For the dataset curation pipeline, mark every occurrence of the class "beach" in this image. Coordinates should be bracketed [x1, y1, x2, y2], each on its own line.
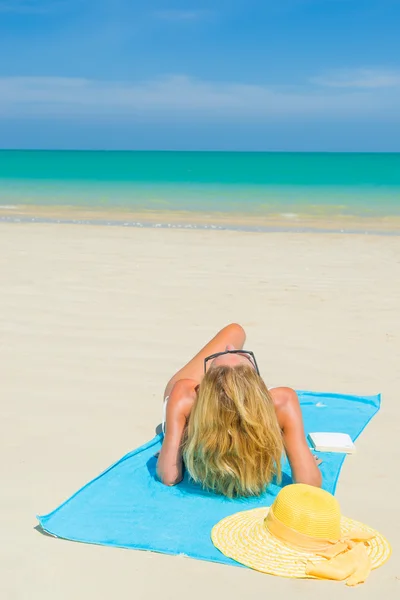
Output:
[1, 221, 400, 599]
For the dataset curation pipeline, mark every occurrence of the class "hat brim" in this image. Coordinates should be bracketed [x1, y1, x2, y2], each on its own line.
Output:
[211, 507, 391, 579]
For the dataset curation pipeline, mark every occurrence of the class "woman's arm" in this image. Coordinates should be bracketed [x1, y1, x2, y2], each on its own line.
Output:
[156, 379, 197, 486]
[270, 387, 322, 487]
[163, 323, 246, 400]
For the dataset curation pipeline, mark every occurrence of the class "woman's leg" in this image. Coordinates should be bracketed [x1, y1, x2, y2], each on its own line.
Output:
[163, 323, 246, 398]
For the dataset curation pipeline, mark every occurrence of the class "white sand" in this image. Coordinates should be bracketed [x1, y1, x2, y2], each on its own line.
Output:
[1, 223, 399, 599]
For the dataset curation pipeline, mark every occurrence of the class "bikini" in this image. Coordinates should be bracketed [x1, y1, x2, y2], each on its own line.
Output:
[162, 396, 169, 435]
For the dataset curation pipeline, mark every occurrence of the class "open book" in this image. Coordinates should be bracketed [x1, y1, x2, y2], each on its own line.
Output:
[308, 432, 356, 454]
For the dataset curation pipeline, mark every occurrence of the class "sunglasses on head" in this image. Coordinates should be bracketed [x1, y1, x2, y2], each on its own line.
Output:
[204, 350, 260, 375]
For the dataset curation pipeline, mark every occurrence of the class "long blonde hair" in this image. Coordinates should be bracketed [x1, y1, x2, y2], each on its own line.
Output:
[183, 364, 283, 498]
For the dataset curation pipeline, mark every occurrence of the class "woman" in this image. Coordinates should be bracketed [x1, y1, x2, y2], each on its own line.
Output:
[157, 323, 322, 497]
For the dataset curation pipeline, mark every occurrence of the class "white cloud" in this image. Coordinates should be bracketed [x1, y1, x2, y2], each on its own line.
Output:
[312, 68, 400, 89]
[152, 10, 210, 21]
[0, 74, 398, 120]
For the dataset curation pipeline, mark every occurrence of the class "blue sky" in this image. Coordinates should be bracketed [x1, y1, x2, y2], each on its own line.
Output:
[0, 0, 399, 150]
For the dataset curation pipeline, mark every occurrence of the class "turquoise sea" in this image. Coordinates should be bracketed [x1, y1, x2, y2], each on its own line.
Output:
[0, 150, 400, 218]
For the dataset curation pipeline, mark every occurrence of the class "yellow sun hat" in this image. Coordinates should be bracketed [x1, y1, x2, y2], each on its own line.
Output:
[211, 484, 391, 586]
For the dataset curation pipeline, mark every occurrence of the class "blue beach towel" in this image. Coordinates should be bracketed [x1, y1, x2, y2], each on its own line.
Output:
[37, 391, 380, 567]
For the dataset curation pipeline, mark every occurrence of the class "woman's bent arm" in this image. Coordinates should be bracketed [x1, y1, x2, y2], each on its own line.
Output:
[271, 387, 322, 488]
[156, 379, 197, 486]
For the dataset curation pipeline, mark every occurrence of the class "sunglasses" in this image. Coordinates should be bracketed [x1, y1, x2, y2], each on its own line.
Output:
[204, 350, 260, 375]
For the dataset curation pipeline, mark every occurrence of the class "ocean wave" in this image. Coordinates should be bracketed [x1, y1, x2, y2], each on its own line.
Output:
[0, 214, 399, 236]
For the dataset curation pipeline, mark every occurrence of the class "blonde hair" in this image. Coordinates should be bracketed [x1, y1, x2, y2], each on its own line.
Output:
[183, 364, 283, 498]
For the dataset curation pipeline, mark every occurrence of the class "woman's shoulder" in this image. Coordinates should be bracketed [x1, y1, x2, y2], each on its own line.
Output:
[167, 378, 198, 420]
[268, 387, 299, 428]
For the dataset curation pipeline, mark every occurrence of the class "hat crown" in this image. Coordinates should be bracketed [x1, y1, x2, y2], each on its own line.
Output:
[271, 484, 341, 540]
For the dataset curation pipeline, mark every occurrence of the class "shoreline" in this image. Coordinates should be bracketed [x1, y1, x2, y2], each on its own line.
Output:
[1, 205, 400, 235]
